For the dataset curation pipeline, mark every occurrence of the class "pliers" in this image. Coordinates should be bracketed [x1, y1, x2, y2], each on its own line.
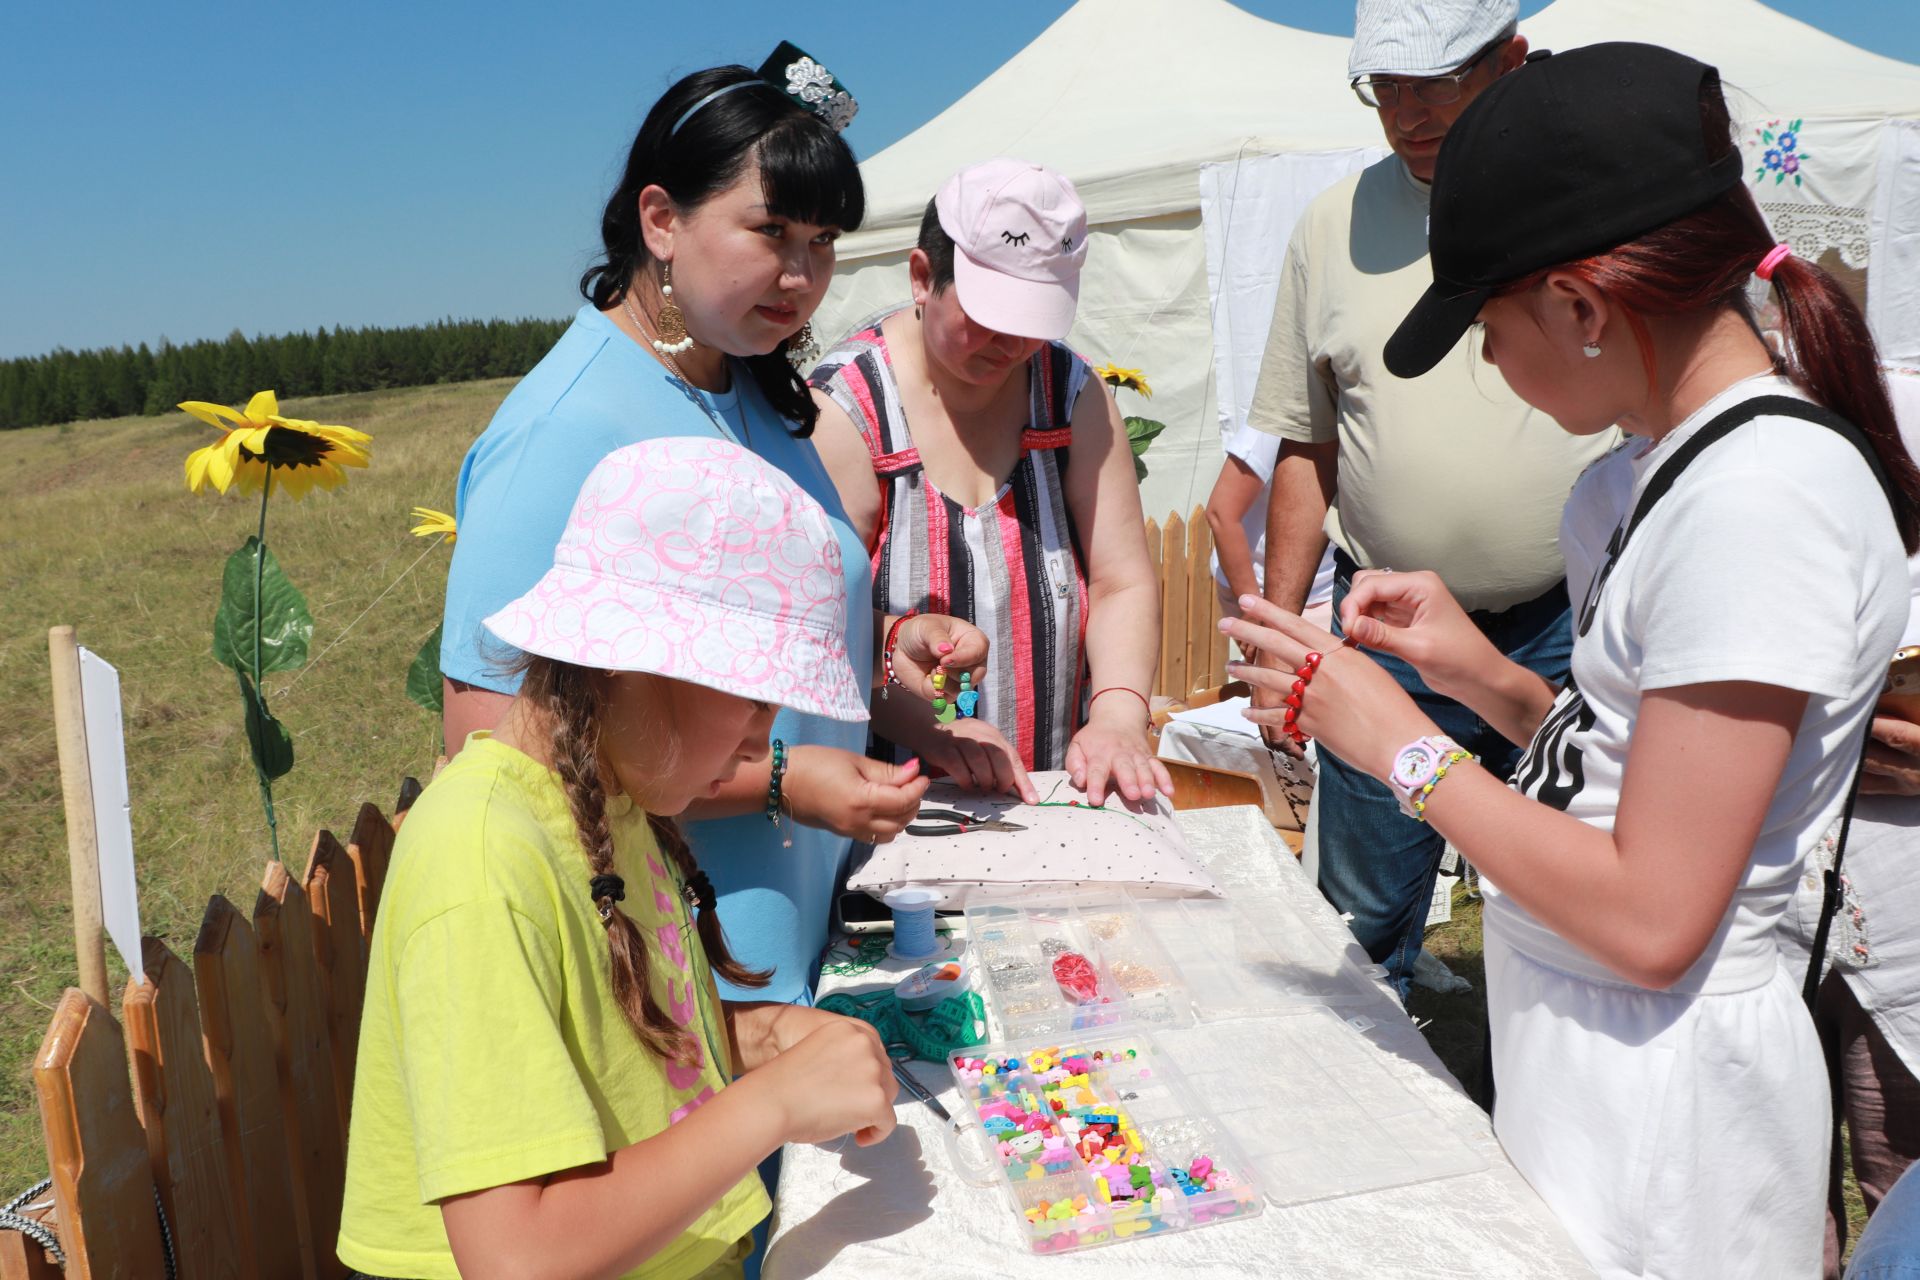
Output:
[906, 807, 1028, 837]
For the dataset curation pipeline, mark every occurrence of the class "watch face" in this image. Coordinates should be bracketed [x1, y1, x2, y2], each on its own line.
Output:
[1395, 746, 1436, 784]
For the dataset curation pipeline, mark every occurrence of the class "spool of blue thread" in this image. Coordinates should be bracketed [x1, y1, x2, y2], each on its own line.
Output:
[883, 887, 942, 959]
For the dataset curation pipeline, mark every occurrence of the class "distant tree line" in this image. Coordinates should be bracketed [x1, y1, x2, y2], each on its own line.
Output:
[0, 316, 570, 429]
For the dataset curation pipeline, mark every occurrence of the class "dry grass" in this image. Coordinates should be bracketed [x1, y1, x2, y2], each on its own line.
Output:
[0, 380, 513, 1191]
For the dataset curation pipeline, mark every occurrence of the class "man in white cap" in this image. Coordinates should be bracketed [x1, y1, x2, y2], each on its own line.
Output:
[1247, 0, 1616, 1005]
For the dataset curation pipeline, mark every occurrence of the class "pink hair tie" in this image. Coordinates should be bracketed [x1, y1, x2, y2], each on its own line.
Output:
[1756, 243, 1793, 281]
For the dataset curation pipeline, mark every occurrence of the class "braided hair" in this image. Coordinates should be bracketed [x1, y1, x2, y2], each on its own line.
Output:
[515, 655, 769, 1064]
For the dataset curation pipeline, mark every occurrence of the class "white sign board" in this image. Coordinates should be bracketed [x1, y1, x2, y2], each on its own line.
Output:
[77, 647, 143, 984]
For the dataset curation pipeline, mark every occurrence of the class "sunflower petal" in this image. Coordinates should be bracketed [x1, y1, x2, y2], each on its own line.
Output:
[178, 400, 245, 431]
[237, 425, 275, 455]
[244, 390, 280, 422]
[313, 422, 373, 445]
[185, 445, 214, 493]
[204, 440, 237, 492]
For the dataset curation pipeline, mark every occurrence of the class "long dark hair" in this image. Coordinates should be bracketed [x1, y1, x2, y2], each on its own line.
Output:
[1495, 77, 1920, 552]
[581, 66, 866, 437]
[515, 654, 768, 1064]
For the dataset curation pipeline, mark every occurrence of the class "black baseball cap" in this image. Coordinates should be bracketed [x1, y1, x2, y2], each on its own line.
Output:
[1384, 42, 1745, 379]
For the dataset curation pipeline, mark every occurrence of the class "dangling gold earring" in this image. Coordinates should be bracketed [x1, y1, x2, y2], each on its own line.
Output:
[652, 262, 694, 356]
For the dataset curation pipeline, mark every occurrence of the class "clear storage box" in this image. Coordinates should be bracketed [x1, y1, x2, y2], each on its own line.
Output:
[948, 1029, 1263, 1253]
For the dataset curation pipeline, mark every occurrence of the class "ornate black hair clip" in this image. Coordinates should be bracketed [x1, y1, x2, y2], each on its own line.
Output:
[671, 41, 858, 137]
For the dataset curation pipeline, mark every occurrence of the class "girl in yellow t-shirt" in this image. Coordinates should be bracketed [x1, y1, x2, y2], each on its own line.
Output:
[338, 438, 901, 1280]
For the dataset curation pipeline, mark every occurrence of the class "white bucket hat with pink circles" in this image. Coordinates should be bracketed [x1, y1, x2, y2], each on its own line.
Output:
[484, 437, 868, 722]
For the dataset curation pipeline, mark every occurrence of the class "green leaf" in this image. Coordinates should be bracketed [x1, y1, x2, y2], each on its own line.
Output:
[1124, 415, 1167, 458]
[237, 670, 294, 781]
[1791, 118, 1802, 132]
[212, 536, 312, 676]
[406, 624, 445, 715]
[1134, 455, 1149, 482]
[1761, 129, 1773, 142]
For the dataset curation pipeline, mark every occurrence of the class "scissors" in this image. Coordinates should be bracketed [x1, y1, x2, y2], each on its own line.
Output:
[890, 1056, 955, 1123]
[906, 807, 1028, 837]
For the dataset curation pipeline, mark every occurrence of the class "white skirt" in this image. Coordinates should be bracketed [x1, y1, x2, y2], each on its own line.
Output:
[1486, 930, 1828, 1279]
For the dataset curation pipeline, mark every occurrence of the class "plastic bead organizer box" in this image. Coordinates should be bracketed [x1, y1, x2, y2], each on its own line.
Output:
[936, 887, 1484, 1254]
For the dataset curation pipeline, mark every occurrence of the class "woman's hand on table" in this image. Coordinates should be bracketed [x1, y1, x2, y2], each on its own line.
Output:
[1065, 699, 1173, 806]
[785, 746, 929, 842]
[900, 717, 1038, 803]
[1862, 714, 1920, 795]
[1222, 596, 1438, 780]
[887, 613, 989, 698]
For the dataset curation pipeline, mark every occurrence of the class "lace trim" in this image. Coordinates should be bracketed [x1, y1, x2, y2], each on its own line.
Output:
[1757, 201, 1871, 269]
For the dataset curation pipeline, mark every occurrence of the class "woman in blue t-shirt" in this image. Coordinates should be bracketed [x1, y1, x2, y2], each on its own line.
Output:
[440, 50, 983, 1003]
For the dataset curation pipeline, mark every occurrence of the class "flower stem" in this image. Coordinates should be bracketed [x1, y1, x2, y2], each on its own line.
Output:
[254, 477, 280, 862]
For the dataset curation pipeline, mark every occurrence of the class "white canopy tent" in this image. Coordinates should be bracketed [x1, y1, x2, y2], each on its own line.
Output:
[812, 0, 1920, 518]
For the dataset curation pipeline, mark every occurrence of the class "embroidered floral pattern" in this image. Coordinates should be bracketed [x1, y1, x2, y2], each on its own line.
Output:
[1752, 118, 1812, 188]
[1804, 824, 1875, 969]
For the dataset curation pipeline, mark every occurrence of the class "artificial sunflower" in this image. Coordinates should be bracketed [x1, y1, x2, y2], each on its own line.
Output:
[410, 507, 457, 544]
[181, 390, 372, 499]
[1093, 363, 1153, 398]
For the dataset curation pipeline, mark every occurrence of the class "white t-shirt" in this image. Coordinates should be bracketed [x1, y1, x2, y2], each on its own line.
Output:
[1488, 375, 1908, 993]
[1207, 420, 1335, 607]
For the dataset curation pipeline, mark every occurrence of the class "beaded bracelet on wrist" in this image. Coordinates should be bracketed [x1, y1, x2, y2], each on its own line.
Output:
[881, 610, 917, 699]
[766, 739, 789, 846]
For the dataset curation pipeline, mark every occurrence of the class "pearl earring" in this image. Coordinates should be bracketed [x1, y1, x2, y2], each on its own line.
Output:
[1582, 342, 1602, 358]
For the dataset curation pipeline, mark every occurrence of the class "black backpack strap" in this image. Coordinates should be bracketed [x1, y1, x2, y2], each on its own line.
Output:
[1620, 394, 1895, 551]
[1594, 392, 1893, 1014]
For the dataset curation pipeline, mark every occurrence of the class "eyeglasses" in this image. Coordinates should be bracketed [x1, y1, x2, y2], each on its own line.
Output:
[1351, 40, 1505, 109]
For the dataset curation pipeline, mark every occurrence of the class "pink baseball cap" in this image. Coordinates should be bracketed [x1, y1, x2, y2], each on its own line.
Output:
[934, 159, 1089, 341]
[483, 437, 868, 723]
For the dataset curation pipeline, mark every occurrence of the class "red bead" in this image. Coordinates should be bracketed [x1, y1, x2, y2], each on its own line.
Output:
[1284, 693, 1301, 708]
[1291, 679, 1305, 694]
[1304, 651, 1322, 664]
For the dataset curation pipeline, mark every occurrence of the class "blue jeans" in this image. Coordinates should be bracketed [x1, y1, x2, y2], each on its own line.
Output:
[1315, 549, 1574, 1001]
[1851, 1159, 1920, 1277]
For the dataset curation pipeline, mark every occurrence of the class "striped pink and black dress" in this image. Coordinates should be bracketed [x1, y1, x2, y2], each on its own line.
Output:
[810, 313, 1092, 772]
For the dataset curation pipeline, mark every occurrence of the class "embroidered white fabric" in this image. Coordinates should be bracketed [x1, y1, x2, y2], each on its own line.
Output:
[766, 807, 1598, 1279]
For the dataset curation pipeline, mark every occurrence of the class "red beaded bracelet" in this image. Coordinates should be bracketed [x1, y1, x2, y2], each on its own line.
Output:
[881, 610, 917, 699]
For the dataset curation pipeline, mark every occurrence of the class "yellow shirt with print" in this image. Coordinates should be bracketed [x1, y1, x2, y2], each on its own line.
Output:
[338, 733, 768, 1279]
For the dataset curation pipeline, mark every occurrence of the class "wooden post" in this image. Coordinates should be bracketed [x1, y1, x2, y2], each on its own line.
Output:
[123, 941, 243, 1278]
[304, 831, 366, 1131]
[47, 627, 107, 1005]
[33, 989, 168, 1278]
[1185, 504, 1215, 696]
[344, 803, 393, 941]
[194, 896, 306, 1280]
[258, 863, 348, 1278]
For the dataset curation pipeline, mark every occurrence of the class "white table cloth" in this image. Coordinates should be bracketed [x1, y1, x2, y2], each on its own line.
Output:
[765, 807, 1594, 1279]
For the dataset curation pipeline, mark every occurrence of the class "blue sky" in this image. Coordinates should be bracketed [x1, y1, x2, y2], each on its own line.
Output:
[3, 0, 1915, 360]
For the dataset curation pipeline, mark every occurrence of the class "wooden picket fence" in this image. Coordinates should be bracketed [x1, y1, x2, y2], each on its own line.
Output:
[6, 803, 399, 1280]
[1147, 505, 1231, 702]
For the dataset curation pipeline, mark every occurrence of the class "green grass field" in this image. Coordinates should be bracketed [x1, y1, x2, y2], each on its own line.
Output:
[0, 379, 511, 1192]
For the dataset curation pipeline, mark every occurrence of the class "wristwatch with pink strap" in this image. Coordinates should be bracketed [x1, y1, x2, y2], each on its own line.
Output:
[1386, 734, 1468, 820]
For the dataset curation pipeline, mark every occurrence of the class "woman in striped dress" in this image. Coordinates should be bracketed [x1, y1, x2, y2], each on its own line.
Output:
[810, 160, 1170, 807]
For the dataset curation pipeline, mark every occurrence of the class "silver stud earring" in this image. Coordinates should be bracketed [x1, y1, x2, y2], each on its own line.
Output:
[1582, 342, 1603, 358]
